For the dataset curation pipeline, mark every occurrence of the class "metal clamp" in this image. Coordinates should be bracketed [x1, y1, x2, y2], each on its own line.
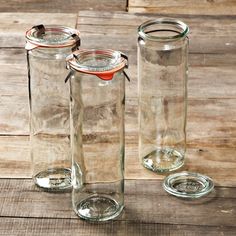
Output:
[120, 52, 130, 82]
[32, 24, 46, 37]
[71, 34, 81, 52]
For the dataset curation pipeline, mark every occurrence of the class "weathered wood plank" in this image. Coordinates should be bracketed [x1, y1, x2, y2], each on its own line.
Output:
[125, 142, 236, 187]
[0, 63, 29, 135]
[128, 0, 236, 15]
[1, 11, 236, 53]
[0, 136, 30, 178]
[0, 48, 235, 135]
[0, 179, 235, 227]
[78, 11, 236, 54]
[126, 96, 236, 145]
[0, 13, 77, 48]
[0, 0, 126, 13]
[2, 48, 236, 67]
[0, 217, 235, 236]
[126, 65, 236, 98]
[1, 136, 236, 187]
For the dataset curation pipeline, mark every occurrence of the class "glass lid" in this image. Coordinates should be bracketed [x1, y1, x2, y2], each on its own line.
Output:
[25, 25, 80, 48]
[163, 172, 214, 199]
[67, 49, 128, 80]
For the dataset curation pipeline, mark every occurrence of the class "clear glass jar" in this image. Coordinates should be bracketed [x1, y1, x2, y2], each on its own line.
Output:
[67, 49, 127, 221]
[138, 19, 189, 172]
[25, 25, 80, 190]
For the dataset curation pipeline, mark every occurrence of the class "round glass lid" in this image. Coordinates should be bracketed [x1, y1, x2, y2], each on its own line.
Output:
[25, 25, 80, 48]
[67, 49, 127, 73]
[163, 172, 214, 199]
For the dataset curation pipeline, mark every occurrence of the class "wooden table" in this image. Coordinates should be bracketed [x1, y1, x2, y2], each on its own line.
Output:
[0, 2, 236, 235]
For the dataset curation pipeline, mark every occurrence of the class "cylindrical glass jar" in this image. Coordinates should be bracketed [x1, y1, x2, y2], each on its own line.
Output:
[138, 19, 189, 172]
[25, 25, 80, 190]
[67, 49, 127, 221]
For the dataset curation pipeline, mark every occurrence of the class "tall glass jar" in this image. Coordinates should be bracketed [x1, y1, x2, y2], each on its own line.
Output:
[138, 19, 189, 172]
[67, 49, 127, 221]
[25, 25, 80, 190]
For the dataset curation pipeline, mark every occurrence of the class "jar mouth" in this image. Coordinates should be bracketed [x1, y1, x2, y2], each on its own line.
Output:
[138, 18, 189, 41]
[25, 25, 80, 48]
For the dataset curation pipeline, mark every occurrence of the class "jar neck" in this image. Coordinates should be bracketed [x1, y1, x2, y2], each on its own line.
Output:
[28, 46, 73, 59]
[138, 18, 189, 43]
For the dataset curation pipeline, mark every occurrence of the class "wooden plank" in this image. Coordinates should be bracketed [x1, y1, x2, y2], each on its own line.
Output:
[1, 11, 236, 52]
[0, 12, 235, 187]
[128, 0, 236, 15]
[0, 0, 126, 13]
[126, 142, 236, 187]
[78, 11, 236, 54]
[125, 65, 236, 98]
[1, 48, 236, 67]
[126, 96, 236, 145]
[0, 217, 235, 236]
[0, 179, 235, 227]
[1, 135, 236, 187]
[0, 64, 29, 135]
[187, 99, 236, 148]
[0, 13, 77, 47]
[0, 48, 236, 135]
[0, 136, 30, 178]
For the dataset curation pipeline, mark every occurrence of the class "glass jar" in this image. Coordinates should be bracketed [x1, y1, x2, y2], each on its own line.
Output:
[138, 19, 189, 172]
[25, 25, 80, 190]
[67, 49, 127, 221]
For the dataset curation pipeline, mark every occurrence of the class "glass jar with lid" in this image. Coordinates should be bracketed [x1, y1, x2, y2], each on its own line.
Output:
[67, 49, 128, 221]
[25, 24, 80, 191]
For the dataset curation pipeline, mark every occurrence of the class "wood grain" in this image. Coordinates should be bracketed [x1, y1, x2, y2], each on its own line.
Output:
[1, 55, 236, 135]
[0, 12, 235, 188]
[1, 135, 236, 187]
[128, 0, 236, 15]
[0, 217, 235, 236]
[0, 0, 126, 13]
[78, 11, 236, 54]
[0, 13, 77, 48]
[0, 179, 235, 227]
[0, 8, 235, 235]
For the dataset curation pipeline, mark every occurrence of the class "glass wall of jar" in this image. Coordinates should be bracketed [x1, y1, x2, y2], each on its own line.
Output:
[67, 49, 127, 221]
[25, 25, 80, 190]
[138, 19, 189, 172]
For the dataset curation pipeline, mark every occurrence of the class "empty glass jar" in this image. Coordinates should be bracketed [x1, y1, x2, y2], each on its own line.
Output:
[138, 18, 189, 172]
[25, 25, 80, 190]
[67, 49, 127, 221]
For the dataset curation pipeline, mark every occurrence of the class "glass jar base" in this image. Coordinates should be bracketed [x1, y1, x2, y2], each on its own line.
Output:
[74, 195, 123, 222]
[142, 148, 184, 173]
[33, 168, 71, 191]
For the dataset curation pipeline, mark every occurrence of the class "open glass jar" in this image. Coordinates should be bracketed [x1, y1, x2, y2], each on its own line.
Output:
[138, 19, 189, 173]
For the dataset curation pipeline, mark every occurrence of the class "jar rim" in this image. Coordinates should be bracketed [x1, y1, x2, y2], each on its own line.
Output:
[66, 49, 128, 80]
[138, 18, 189, 41]
[25, 25, 80, 48]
